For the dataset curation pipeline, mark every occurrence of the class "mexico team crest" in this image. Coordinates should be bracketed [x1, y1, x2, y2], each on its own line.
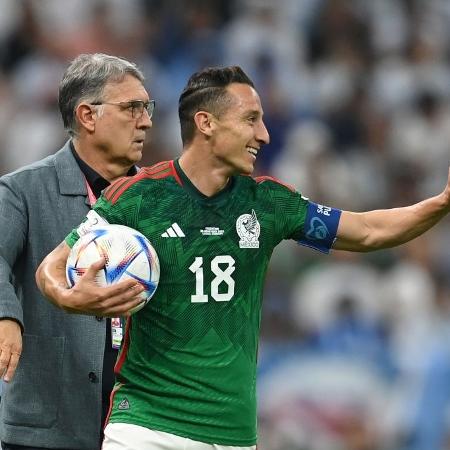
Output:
[236, 209, 260, 248]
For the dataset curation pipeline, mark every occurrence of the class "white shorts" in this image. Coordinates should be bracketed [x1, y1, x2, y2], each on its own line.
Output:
[102, 423, 257, 450]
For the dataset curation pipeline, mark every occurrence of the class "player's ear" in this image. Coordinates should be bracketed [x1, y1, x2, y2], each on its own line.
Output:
[76, 102, 98, 133]
[193, 111, 216, 138]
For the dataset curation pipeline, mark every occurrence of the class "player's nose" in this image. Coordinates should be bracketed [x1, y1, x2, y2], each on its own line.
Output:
[256, 120, 270, 145]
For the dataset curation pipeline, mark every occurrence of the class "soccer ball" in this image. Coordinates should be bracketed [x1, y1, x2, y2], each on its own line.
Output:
[66, 224, 160, 314]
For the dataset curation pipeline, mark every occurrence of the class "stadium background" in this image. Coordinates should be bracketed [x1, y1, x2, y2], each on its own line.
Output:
[1, 0, 450, 449]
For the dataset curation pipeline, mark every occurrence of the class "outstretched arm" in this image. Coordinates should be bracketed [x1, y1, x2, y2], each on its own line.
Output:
[36, 241, 145, 316]
[333, 168, 450, 252]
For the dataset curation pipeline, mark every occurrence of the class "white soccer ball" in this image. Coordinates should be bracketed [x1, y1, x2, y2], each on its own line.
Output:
[66, 224, 160, 314]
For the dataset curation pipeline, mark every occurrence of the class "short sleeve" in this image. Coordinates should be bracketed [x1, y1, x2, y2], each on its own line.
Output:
[64, 193, 128, 248]
[257, 177, 342, 254]
[255, 177, 309, 243]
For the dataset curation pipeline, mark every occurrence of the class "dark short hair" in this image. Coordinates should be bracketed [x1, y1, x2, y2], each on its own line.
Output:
[59, 53, 144, 137]
[178, 66, 254, 145]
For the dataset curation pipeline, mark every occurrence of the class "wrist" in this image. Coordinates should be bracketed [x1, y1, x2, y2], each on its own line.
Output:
[444, 192, 450, 213]
[437, 190, 450, 213]
[53, 282, 70, 309]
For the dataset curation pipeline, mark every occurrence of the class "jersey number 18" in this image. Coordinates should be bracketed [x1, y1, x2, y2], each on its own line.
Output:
[189, 256, 235, 303]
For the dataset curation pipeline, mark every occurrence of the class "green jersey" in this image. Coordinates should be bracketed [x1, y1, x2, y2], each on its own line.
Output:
[67, 160, 332, 445]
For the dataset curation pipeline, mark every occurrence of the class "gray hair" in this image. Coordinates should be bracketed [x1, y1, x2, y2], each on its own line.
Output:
[59, 53, 145, 136]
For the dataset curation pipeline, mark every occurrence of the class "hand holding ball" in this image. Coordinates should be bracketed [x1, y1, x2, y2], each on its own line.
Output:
[66, 225, 160, 314]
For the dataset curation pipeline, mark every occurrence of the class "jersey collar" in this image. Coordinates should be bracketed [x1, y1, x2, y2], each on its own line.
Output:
[173, 158, 236, 205]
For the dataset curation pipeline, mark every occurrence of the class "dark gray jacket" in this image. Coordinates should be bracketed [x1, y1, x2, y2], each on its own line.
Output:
[0, 141, 106, 449]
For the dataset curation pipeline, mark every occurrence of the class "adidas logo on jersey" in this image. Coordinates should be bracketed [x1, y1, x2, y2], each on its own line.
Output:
[161, 223, 185, 238]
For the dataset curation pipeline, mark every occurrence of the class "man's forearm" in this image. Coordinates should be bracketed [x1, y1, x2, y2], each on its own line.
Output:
[335, 190, 449, 252]
[35, 241, 70, 307]
[364, 192, 449, 249]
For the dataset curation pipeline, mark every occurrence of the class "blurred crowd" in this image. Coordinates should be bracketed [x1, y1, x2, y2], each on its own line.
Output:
[1, 0, 450, 449]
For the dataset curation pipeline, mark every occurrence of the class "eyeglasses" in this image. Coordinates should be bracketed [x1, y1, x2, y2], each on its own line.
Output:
[91, 99, 155, 119]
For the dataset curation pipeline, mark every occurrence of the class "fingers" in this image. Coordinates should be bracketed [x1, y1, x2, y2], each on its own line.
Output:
[0, 320, 22, 382]
[2, 351, 21, 382]
[106, 278, 143, 296]
[0, 348, 10, 379]
[68, 279, 145, 316]
[101, 298, 145, 318]
[95, 283, 145, 317]
[95, 279, 143, 305]
[0, 348, 21, 382]
[83, 257, 106, 279]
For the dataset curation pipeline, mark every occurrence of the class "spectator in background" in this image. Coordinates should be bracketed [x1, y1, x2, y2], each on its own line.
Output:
[0, 53, 152, 450]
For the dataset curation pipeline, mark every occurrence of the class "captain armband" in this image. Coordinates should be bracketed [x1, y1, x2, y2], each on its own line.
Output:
[76, 210, 109, 237]
[298, 202, 342, 254]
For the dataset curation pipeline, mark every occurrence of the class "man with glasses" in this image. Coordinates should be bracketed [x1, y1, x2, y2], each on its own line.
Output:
[37, 65, 450, 449]
[0, 53, 152, 450]
[90, 99, 155, 118]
